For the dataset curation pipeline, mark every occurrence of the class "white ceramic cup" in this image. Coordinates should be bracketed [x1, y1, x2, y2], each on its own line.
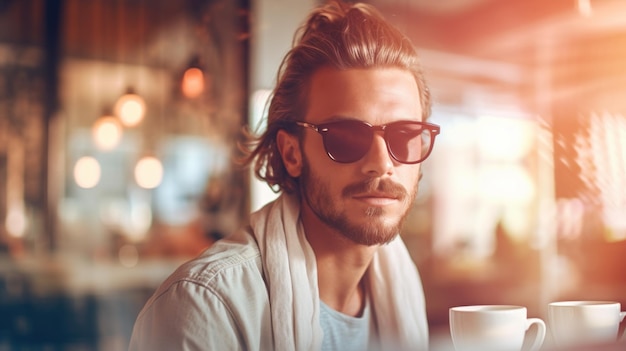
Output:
[548, 301, 626, 347]
[449, 305, 546, 351]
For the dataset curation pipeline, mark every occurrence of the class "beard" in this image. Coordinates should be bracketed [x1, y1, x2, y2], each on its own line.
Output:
[299, 155, 419, 246]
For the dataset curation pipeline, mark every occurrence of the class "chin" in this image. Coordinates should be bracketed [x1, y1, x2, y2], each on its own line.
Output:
[344, 218, 402, 246]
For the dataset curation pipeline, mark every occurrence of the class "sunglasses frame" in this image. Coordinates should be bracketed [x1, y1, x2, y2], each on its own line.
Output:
[295, 119, 440, 164]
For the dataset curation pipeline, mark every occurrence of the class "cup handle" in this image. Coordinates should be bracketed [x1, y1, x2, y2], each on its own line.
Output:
[524, 318, 546, 351]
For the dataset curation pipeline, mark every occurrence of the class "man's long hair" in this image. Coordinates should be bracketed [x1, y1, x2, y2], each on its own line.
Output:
[241, 1, 431, 194]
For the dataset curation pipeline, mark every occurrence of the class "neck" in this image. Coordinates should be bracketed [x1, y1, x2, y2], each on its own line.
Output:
[318, 258, 369, 317]
[300, 199, 377, 316]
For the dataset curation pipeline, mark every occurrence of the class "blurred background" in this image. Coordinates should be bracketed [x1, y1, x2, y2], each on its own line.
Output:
[0, 0, 625, 349]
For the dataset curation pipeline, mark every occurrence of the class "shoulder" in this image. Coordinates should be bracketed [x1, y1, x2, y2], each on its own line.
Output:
[149, 229, 265, 307]
[175, 231, 262, 282]
[130, 230, 272, 350]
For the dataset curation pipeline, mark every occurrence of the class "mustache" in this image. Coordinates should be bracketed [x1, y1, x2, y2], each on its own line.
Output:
[342, 178, 408, 200]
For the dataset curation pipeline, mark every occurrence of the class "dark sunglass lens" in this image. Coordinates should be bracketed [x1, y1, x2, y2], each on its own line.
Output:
[322, 121, 372, 163]
[386, 123, 427, 163]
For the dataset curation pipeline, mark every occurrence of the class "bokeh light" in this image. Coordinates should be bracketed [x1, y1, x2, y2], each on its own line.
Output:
[114, 92, 146, 127]
[92, 115, 123, 150]
[134, 156, 163, 189]
[74, 156, 101, 189]
[181, 67, 205, 98]
[5, 204, 27, 238]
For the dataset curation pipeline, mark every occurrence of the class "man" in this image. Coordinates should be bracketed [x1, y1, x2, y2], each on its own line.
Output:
[129, 1, 440, 350]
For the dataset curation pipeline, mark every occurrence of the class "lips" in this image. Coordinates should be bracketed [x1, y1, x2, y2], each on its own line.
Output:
[352, 192, 400, 207]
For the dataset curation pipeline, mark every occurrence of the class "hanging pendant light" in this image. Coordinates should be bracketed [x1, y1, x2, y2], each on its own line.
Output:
[92, 110, 123, 150]
[181, 55, 205, 99]
[115, 87, 146, 127]
[74, 156, 101, 189]
[134, 155, 163, 189]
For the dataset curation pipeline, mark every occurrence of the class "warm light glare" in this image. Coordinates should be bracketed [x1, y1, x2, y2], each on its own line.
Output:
[578, 0, 593, 17]
[578, 112, 626, 241]
[479, 165, 535, 204]
[134, 156, 163, 189]
[5, 204, 27, 238]
[74, 156, 101, 189]
[182, 67, 205, 98]
[477, 116, 534, 160]
[92, 116, 123, 150]
[115, 93, 146, 127]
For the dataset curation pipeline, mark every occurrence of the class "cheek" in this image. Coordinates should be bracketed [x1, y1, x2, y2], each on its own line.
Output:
[303, 139, 344, 176]
[398, 166, 422, 191]
[304, 153, 352, 194]
[303, 134, 327, 161]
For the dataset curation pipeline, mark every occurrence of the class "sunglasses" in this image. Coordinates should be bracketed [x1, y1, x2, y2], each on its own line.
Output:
[295, 119, 440, 164]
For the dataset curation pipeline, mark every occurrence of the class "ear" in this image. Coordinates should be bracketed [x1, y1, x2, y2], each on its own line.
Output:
[277, 129, 303, 177]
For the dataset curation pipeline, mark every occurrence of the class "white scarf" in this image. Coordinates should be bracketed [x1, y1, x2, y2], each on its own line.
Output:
[248, 193, 428, 351]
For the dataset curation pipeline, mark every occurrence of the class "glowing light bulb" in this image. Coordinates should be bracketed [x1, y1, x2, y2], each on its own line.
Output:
[92, 115, 123, 150]
[115, 91, 146, 127]
[134, 156, 163, 189]
[74, 156, 101, 189]
[182, 67, 205, 98]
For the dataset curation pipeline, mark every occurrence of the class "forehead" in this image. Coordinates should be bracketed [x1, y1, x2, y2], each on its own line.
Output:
[304, 67, 422, 123]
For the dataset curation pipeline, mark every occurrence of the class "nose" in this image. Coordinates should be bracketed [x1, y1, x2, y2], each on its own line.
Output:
[360, 133, 394, 176]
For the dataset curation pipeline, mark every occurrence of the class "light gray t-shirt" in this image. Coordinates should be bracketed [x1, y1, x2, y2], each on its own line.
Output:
[320, 296, 373, 351]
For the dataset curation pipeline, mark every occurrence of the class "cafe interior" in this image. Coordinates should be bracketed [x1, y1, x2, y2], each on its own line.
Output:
[1, 0, 625, 349]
